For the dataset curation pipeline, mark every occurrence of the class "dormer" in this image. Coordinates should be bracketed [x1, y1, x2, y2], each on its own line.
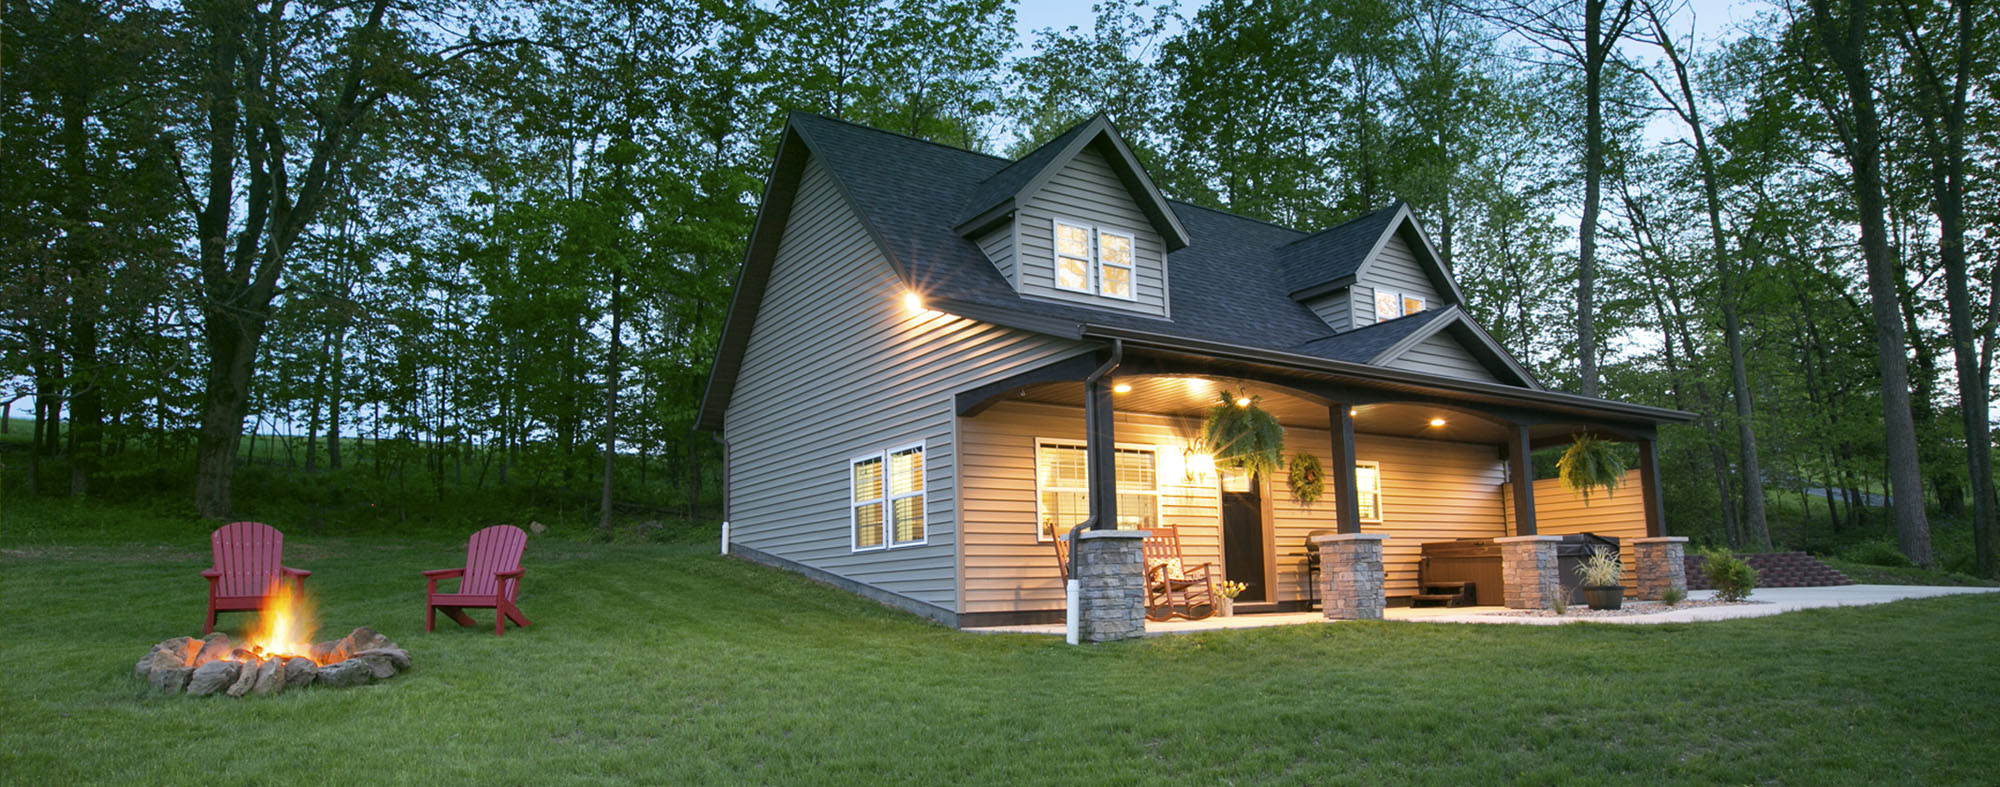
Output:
[956, 116, 1189, 319]
[1281, 202, 1465, 333]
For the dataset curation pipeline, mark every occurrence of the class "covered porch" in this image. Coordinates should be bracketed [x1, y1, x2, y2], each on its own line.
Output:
[953, 336, 1695, 639]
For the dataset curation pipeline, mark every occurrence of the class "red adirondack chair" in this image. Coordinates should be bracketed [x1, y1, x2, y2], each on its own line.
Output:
[423, 525, 531, 636]
[201, 522, 311, 634]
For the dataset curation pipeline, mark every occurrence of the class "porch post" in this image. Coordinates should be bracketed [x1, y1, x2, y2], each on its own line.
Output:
[1083, 373, 1117, 530]
[1329, 404, 1361, 535]
[1508, 425, 1537, 536]
[1637, 438, 1665, 538]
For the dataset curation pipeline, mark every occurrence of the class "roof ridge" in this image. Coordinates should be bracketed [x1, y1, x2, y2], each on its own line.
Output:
[790, 111, 1011, 163]
[1164, 199, 1308, 236]
[1279, 202, 1405, 250]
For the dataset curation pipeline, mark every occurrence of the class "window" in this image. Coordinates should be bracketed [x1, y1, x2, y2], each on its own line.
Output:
[1355, 461, 1383, 522]
[1035, 440, 1159, 541]
[1051, 219, 1138, 301]
[1098, 231, 1134, 299]
[1373, 289, 1427, 323]
[851, 443, 925, 551]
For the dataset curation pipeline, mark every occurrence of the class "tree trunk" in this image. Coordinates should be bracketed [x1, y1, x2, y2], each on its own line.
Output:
[1805, 0, 1933, 565]
[599, 271, 624, 538]
[194, 315, 262, 518]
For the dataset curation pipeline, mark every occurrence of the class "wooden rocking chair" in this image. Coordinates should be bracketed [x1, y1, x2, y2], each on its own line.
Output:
[1143, 526, 1218, 621]
[201, 522, 311, 634]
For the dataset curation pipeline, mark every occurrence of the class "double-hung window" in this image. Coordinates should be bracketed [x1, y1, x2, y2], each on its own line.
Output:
[1035, 440, 1158, 541]
[1373, 289, 1427, 322]
[851, 442, 925, 551]
[1052, 220, 1136, 301]
[1355, 461, 1383, 522]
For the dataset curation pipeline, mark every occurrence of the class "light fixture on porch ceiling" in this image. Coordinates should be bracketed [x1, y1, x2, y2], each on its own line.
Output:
[1112, 382, 1132, 394]
[1429, 417, 1447, 427]
[1234, 395, 1251, 407]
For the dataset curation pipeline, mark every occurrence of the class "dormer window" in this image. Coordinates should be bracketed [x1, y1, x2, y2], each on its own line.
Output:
[1375, 289, 1427, 322]
[1053, 219, 1136, 301]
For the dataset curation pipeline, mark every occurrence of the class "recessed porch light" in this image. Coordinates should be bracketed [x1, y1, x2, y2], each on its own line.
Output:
[1429, 417, 1447, 427]
[1112, 383, 1132, 394]
[1234, 396, 1252, 408]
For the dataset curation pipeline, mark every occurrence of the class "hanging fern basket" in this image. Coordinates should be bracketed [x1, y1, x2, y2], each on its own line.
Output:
[1288, 452, 1325, 506]
[1200, 392, 1285, 480]
[1557, 433, 1626, 505]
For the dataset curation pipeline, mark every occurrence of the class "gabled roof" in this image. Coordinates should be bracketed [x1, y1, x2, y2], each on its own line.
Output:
[697, 113, 1557, 431]
[1364, 306, 1542, 390]
[1281, 202, 1467, 306]
[952, 115, 1191, 251]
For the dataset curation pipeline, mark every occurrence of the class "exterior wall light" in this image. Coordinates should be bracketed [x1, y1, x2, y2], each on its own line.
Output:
[903, 291, 925, 313]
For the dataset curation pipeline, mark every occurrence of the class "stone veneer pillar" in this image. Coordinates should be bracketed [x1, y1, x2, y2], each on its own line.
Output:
[1072, 529, 1149, 642]
[1496, 535, 1562, 610]
[1632, 536, 1689, 600]
[1313, 533, 1388, 621]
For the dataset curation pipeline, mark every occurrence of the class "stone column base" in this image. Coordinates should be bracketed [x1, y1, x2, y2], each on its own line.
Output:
[1496, 535, 1562, 610]
[1633, 537, 1689, 600]
[1312, 533, 1387, 620]
[1072, 530, 1149, 642]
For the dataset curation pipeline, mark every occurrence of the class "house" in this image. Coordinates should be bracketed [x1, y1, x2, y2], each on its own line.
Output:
[697, 113, 1695, 635]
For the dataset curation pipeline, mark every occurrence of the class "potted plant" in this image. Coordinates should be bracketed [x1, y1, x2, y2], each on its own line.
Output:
[1213, 580, 1247, 616]
[1573, 545, 1624, 610]
[1556, 433, 1626, 504]
[1201, 392, 1284, 479]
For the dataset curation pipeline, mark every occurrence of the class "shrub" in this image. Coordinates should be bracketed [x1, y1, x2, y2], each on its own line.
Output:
[1842, 540, 1913, 568]
[1660, 586, 1687, 606]
[1702, 549, 1758, 602]
[1572, 545, 1622, 587]
[1547, 587, 1569, 615]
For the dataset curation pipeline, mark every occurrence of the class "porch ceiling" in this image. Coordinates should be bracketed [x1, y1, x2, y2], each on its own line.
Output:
[1013, 378, 1521, 443]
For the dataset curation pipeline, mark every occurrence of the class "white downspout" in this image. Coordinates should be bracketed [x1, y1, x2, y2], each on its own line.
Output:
[1065, 575, 1080, 645]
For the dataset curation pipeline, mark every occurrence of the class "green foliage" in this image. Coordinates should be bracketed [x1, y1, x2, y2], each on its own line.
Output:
[1701, 548, 1758, 602]
[1842, 540, 1913, 568]
[1200, 393, 1285, 479]
[1573, 546, 1623, 588]
[1547, 587, 1569, 615]
[1661, 586, 1687, 606]
[1287, 452, 1324, 506]
[1557, 433, 1625, 504]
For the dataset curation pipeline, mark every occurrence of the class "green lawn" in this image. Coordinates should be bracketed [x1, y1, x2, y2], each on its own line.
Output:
[5, 514, 2000, 784]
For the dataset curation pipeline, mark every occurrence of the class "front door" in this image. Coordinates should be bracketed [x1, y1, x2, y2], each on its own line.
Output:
[1220, 469, 1267, 602]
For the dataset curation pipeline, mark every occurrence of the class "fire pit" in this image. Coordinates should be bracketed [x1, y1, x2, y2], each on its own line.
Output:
[134, 580, 410, 697]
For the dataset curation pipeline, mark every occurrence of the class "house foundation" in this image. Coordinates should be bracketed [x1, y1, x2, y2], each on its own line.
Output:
[1497, 535, 1562, 609]
[1314, 533, 1387, 620]
[1073, 530, 1148, 642]
[1632, 536, 1689, 600]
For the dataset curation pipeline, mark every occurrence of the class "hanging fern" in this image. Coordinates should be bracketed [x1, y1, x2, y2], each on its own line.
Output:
[1557, 433, 1626, 505]
[1288, 452, 1325, 506]
[1200, 392, 1285, 479]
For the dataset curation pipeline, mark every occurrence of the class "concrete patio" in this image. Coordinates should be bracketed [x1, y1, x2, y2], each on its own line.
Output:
[966, 584, 2000, 636]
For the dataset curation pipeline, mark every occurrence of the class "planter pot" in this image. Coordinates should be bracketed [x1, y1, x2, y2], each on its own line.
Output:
[1582, 585, 1624, 611]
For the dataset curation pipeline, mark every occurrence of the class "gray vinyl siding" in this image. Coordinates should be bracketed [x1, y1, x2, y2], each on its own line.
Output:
[725, 156, 1090, 613]
[1352, 285, 1376, 325]
[1305, 291, 1354, 332]
[1358, 234, 1442, 309]
[977, 224, 1016, 288]
[1015, 148, 1168, 317]
[1381, 332, 1501, 383]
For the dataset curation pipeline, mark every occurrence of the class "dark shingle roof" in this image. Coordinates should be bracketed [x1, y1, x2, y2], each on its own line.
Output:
[793, 113, 1362, 355]
[953, 120, 1099, 229]
[1278, 203, 1402, 296]
[1287, 308, 1447, 363]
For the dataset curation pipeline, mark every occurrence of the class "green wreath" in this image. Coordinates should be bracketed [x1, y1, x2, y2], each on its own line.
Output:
[1288, 452, 1325, 506]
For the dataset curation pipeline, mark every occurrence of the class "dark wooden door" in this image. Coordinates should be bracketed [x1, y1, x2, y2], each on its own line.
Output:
[1221, 475, 1266, 602]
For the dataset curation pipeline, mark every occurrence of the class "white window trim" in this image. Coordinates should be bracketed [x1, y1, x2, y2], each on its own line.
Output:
[1356, 460, 1384, 523]
[1373, 289, 1429, 323]
[1053, 219, 1094, 294]
[1033, 438, 1160, 542]
[1096, 229, 1137, 302]
[849, 441, 928, 552]
[1049, 217, 1141, 302]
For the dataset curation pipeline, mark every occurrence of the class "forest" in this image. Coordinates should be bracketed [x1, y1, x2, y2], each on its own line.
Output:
[3, 0, 1995, 577]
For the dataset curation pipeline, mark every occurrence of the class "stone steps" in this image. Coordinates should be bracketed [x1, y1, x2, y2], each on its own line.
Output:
[1684, 551, 1853, 589]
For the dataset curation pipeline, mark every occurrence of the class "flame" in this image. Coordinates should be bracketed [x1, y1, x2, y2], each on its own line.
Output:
[244, 578, 320, 663]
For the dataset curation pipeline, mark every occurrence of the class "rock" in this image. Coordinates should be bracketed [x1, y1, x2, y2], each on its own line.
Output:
[351, 648, 411, 672]
[336, 627, 390, 657]
[528, 521, 547, 535]
[284, 656, 318, 689]
[352, 653, 400, 679]
[134, 637, 197, 679]
[226, 658, 264, 697]
[186, 661, 241, 697]
[251, 659, 285, 695]
[194, 634, 234, 665]
[149, 666, 193, 694]
[315, 659, 373, 688]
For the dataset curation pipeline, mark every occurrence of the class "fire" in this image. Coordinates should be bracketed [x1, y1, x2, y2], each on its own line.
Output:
[243, 578, 320, 663]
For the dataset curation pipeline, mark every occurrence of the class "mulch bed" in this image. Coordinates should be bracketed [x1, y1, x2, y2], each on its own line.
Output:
[1494, 599, 1765, 618]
